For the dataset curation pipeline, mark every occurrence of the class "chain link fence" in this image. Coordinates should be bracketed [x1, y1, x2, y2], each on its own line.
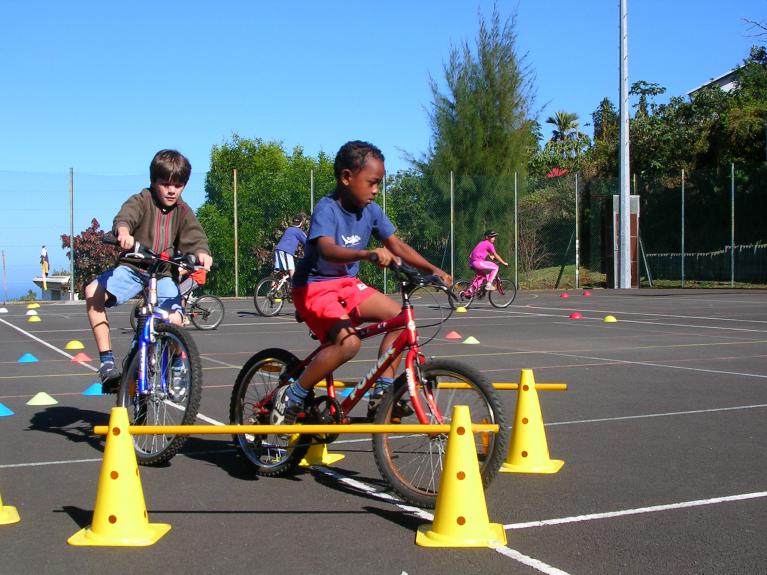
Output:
[4, 163, 765, 301]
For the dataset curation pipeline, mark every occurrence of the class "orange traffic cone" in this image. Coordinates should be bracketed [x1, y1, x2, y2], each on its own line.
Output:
[68, 407, 170, 546]
[416, 405, 506, 548]
[500, 369, 564, 474]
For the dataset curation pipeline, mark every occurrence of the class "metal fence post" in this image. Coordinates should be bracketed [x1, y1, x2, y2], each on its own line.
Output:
[514, 172, 518, 289]
[69, 168, 75, 300]
[450, 171, 454, 280]
[731, 162, 735, 286]
[233, 168, 239, 298]
[681, 169, 685, 288]
[383, 175, 387, 294]
[310, 169, 315, 213]
[575, 173, 580, 289]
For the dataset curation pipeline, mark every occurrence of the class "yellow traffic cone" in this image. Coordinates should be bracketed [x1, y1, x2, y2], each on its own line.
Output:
[0, 487, 20, 525]
[299, 442, 345, 467]
[500, 370, 564, 474]
[68, 407, 170, 546]
[416, 405, 506, 548]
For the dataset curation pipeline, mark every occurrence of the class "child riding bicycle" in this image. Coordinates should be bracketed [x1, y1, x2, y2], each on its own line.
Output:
[84, 149, 213, 393]
[468, 230, 508, 290]
[271, 140, 451, 425]
[273, 214, 307, 280]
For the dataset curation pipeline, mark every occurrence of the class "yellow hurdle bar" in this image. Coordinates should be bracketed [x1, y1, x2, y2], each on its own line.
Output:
[439, 382, 567, 391]
[317, 381, 567, 391]
[93, 423, 500, 436]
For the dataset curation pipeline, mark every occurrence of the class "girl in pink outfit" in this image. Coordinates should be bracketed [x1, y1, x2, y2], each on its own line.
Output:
[468, 230, 509, 289]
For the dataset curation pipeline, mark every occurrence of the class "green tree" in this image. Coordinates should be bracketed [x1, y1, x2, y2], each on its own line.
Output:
[198, 135, 334, 296]
[418, 3, 535, 274]
[60, 219, 120, 297]
[545, 111, 580, 142]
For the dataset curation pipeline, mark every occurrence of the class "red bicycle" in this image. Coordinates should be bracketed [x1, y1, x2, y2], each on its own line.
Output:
[229, 261, 507, 508]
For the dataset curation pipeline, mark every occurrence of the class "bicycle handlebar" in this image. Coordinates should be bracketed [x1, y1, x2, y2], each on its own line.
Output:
[368, 253, 455, 301]
[103, 234, 199, 272]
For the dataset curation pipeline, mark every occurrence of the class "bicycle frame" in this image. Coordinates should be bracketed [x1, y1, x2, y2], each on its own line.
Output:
[127, 274, 175, 399]
[271, 272, 290, 295]
[277, 291, 445, 425]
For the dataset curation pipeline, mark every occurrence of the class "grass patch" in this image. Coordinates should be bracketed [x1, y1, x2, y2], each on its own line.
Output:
[518, 265, 605, 290]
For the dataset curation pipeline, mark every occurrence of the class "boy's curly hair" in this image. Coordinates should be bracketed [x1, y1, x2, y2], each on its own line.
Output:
[333, 141, 384, 180]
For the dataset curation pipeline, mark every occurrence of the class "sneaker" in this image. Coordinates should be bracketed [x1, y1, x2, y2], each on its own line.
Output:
[366, 389, 386, 420]
[99, 361, 121, 394]
[367, 389, 414, 421]
[169, 363, 188, 401]
[182, 315, 191, 327]
[270, 385, 305, 426]
[485, 284, 497, 291]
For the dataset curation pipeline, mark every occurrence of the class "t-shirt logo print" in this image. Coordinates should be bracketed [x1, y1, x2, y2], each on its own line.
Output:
[341, 234, 361, 247]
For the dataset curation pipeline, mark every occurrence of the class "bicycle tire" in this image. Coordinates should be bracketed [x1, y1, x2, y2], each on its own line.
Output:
[189, 295, 225, 330]
[229, 348, 310, 476]
[372, 359, 507, 509]
[117, 322, 203, 466]
[254, 276, 286, 317]
[129, 301, 141, 332]
[408, 285, 450, 311]
[489, 278, 517, 308]
[449, 279, 475, 310]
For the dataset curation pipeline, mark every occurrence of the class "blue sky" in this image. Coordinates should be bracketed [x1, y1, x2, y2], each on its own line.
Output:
[1, 0, 762, 299]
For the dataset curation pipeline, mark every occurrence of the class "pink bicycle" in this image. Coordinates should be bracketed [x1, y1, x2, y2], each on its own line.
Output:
[451, 270, 517, 309]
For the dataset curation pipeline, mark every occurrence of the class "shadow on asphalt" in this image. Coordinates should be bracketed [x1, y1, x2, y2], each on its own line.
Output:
[57, 506, 93, 529]
[363, 505, 425, 531]
[27, 406, 108, 451]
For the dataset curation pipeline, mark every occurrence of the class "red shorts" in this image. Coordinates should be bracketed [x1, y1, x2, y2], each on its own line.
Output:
[293, 277, 377, 342]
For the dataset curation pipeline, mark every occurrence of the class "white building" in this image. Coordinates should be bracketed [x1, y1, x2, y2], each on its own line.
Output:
[687, 66, 742, 97]
[32, 275, 75, 301]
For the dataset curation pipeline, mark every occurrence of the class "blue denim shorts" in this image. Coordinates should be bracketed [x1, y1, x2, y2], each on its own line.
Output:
[97, 264, 182, 313]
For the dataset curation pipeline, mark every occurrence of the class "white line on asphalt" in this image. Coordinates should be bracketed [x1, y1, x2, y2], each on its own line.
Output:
[0, 458, 102, 468]
[520, 304, 767, 325]
[200, 355, 241, 368]
[548, 403, 767, 426]
[0, 317, 95, 370]
[544, 350, 767, 379]
[0, 316, 228, 425]
[504, 491, 767, 530]
[311, 467, 571, 575]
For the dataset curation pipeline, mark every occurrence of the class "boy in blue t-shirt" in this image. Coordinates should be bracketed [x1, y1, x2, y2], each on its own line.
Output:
[272, 140, 451, 425]
[273, 214, 306, 280]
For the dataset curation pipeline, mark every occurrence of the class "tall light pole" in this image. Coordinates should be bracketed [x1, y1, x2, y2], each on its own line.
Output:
[619, 0, 632, 288]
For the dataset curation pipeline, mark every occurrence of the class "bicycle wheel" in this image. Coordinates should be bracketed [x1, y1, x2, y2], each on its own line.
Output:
[489, 278, 517, 308]
[229, 348, 310, 476]
[372, 359, 507, 509]
[189, 295, 225, 330]
[117, 322, 203, 466]
[129, 301, 141, 332]
[409, 285, 450, 312]
[254, 277, 285, 317]
[449, 279, 475, 310]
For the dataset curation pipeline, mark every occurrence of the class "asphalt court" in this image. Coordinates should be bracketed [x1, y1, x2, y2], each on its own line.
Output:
[0, 289, 765, 574]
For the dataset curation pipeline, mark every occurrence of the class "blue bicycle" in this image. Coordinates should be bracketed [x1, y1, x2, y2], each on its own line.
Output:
[104, 237, 203, 465]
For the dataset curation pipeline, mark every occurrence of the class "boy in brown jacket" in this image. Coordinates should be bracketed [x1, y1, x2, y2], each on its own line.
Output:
[84, 149, 213, 392]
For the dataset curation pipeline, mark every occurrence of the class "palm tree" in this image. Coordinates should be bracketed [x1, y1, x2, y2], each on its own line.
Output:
[545, 111, 580, 142]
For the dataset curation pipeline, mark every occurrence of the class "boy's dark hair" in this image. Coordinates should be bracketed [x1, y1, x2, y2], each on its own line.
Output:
[150, 149, 192, 185]
[291, 214, 305, 226]
[333, 141, 385, 180]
